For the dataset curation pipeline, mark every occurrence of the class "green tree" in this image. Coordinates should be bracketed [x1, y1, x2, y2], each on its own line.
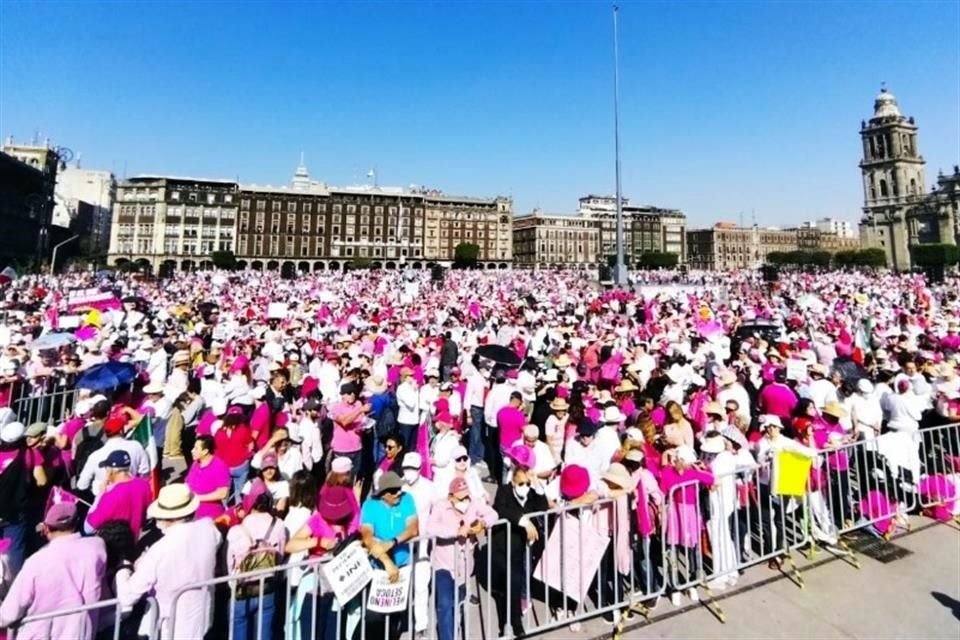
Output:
[637, 251, 678, 269]
[348, 256, 372, 270]
[210, 250, 237, 270]
[810, 251, 832, 267]
[766, 252, 788, 266]
[911, 243, 960, 267]
[833, 250, 857, 267]
[453, 242, 480, 269]
[854, 248, 887, 268]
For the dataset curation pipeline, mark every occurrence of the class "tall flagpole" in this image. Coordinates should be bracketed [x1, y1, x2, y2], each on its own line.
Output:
[613, 4, 627, 286]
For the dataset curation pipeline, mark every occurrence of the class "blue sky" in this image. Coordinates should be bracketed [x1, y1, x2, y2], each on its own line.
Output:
[1, 0, 958, 227]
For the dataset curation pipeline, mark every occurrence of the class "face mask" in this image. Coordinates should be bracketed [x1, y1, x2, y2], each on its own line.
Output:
[514, 485, 530, 499]
[454, 499, 470, 513]
[403, 470, 420, 485]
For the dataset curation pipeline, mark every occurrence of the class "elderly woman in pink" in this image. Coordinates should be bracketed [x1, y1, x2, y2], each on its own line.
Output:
[659, 445, 714, 607]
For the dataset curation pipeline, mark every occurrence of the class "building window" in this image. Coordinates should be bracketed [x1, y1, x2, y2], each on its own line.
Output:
[361, 205, 369, 215]
[224, 194, 233, 203]
[302, 217, 311, 233]
[375, 206, 383, 215]
[347, 204, 356, 214]
[333, 204, 342, 214]
[171, 192, 180, 201]
[256, 200, 266, 211]
[188, 193, 197, 202]
[287, 201, 296, 212]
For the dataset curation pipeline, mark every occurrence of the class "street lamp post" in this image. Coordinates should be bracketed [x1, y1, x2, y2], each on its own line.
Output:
[612, 4, 628, 286]
[50, 234, 80, 275]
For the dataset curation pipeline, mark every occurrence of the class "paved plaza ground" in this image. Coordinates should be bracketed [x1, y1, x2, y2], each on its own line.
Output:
[538, 520, 960, 640]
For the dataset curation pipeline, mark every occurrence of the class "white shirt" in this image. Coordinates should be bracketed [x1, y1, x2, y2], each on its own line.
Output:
[882, 392, 923, 432]
[431, 430, 461, 469]
[402, 476, 436, 560]
[119, 518, 222, 640]
[292, 415, 323, 471]
[223, 373, 253, 406]
[419, 385, 439, 422]
[849, 392, 883, 439]
[465, 372, 487, 408]
[146, 350, 168, 386]
[563, 438, 604, 489]
[397, 380, 420, 425]
[484, 382, 513, 427]
[808, 379, 839, 410]
[593, 426, 621, 475]
[77, 437, 151, 495]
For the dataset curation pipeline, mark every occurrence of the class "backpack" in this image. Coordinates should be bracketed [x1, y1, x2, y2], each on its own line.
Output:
[234, 518, 280, 599]
[73, 424, 104, 479]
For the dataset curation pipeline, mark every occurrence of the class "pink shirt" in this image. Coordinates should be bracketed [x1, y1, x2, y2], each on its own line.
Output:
[329, 400, 363, 453]
[86, 476, 153, 537]
[496, 405, 526, 451]
[0, 533, 106, 640]
[305, 511, 360, 556]
[812, 424, 849, 471]
[185, 456, 231, 519]
[426, 499, 499, 585]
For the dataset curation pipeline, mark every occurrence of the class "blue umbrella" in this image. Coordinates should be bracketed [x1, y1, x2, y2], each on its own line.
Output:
[76, 361, 139, 392]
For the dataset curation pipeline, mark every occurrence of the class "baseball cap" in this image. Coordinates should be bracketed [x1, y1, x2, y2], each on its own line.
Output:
[99, 449, 132, 469]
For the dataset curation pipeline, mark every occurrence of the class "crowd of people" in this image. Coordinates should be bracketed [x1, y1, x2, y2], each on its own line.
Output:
[0, 266, 959, 640]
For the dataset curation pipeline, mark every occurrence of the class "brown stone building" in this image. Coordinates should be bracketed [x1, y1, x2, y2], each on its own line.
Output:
[512, 211, 599, 267]
[686, 222, 860, 271]
[232, 160, 512, 273]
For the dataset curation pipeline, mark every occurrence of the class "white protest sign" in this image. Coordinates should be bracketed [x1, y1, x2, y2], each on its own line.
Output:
[785, 359, 808, 382]
[319, 541, 374, 606]
[365, 565, 412, 614]
[267, 302, 288, 319]
[533, 513, 610, 603]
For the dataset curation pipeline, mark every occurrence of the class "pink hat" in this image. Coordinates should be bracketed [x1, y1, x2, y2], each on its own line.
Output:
[448, 477, 470, 498]
[508, 444, 535, 470]
[229, 356, 249, 373]
[560, 465, 590, 500]
[260, 452, 278, 469]
[435, 410, 453, 425]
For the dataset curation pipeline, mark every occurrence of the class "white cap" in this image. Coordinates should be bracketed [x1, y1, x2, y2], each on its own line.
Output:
[760, 414, 783, 428]
[0, 421, 25, 444]
[401, 452, 422, 469]
[676, 446, 697, 464]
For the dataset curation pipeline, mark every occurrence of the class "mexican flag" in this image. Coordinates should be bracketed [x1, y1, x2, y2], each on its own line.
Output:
[129, 415, 161, 498]
[0, 266, 16, 287]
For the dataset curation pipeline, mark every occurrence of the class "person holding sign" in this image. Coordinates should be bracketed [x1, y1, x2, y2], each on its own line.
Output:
[360, 471, 419, 640]
[285, 484, 361, 640]
[427, 477, 499, 640]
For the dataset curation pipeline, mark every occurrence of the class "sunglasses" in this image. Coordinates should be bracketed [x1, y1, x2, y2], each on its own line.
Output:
[455, 456, 469, 463]
[514, 482, 530, 488]
[385, 444, 400, 451]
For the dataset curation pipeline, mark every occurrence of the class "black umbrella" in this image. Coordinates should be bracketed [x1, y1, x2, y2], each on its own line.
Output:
[476, 344, 522, 369]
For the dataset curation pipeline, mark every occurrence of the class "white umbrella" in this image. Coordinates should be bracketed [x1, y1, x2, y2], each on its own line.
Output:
[30, 332, 77, 351]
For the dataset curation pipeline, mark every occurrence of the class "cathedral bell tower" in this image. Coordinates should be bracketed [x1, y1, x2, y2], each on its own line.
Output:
[859, 86, 926, 270]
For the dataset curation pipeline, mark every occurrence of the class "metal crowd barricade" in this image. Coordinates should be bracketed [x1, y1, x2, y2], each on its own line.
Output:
[5, 596, 158, 640]
[815, 434, 918, 549]
[660, 461, 810, 623]
[918, 422, 960, 511]
[11, 384, 80, 426]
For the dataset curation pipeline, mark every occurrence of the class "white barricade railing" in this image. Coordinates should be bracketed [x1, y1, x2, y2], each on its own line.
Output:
[5, 596, 159, 640]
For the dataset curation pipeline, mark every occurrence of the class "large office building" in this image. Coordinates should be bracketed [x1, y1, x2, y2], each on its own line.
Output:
[512, 195, 687, 268]
[108, 160, 512, 273]
[858, 87, 960, 270]
[577, 195, 687, 264]
[512, 210, 599, 267]
[108, 176, 239, 274]
[686, 222, 860, 270]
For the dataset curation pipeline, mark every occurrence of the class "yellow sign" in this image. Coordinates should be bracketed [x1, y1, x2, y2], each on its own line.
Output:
[773, 450, 812, 496]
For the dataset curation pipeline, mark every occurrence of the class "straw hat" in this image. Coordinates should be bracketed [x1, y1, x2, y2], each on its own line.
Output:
[614, 379, 638, 393]
[602, 463, 633, 490]
[717, 370, 737, 386]
[147, 484, 200, 520]
[549, 397, 569, 411]
[553, 354, 573, 368]
[822, 401, 848, 419]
